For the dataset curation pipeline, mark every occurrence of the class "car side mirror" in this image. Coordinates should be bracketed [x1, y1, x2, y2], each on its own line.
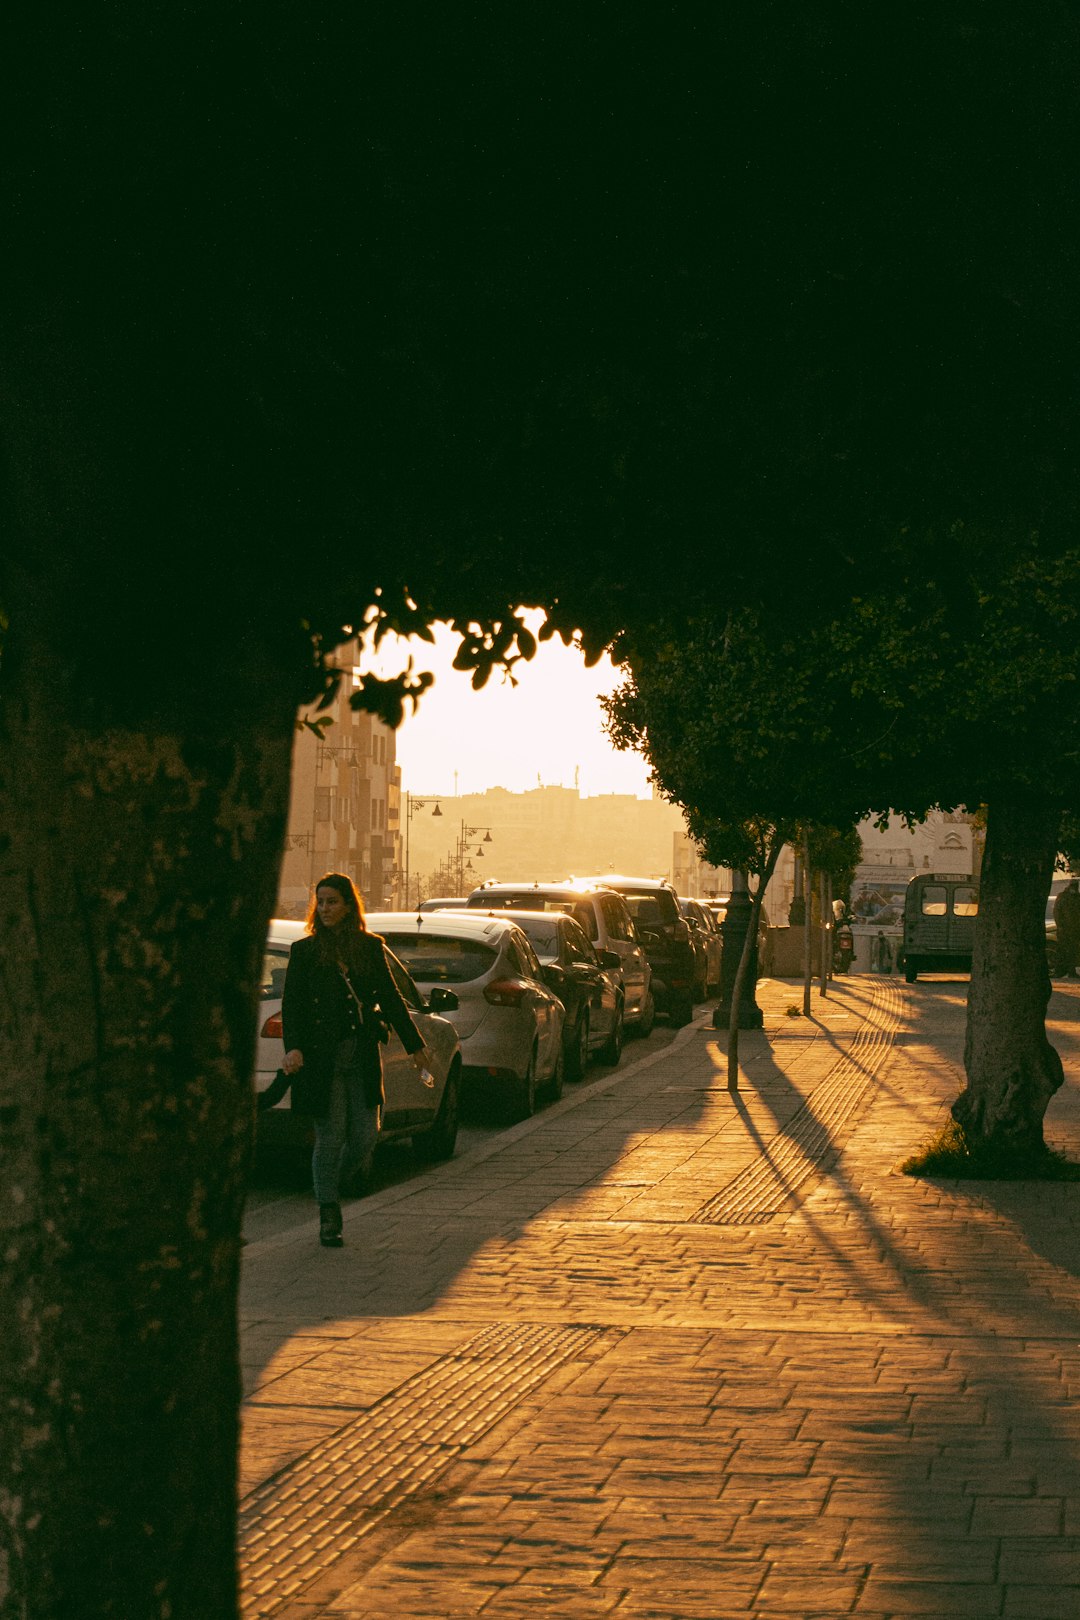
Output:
[427, 986, 459, 1012]
[599, 949, 621, 970]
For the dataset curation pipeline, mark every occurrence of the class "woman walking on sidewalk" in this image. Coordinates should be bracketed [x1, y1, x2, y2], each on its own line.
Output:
[280, 872, 430, 1246]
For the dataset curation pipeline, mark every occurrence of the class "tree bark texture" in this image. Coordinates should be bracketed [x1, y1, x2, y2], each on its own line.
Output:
[953, 801, 1063, 1156]
[0, 628, 296, 1618]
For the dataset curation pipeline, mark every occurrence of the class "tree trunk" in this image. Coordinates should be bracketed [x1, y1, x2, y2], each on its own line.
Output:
[802, 834, 813, 1017]
[727, 840, 782, 1091]
[0, 623, 296, 1617]
[952, 801, 1063, 1156]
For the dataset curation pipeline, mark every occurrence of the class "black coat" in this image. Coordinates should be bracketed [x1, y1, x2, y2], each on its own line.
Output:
[280, 930, 424, 1115]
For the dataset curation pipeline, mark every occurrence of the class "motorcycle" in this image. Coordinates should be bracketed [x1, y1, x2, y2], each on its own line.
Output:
[833, 920, 855, 974]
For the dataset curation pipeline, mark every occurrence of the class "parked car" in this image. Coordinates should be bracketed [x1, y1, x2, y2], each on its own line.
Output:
[364, 910, 565, 1120]
[574, 875, 697, 1026]
[256, 919, 463, 1163]
[470, 907, 625, 1076]
[679, 897, 722, 997]
[466, 881, 654, 1035]
[417, 896, 468, 912]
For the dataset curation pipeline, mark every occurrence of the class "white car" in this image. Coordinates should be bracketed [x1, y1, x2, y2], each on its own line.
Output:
[365, 910, 565, 1120]
[257, 919, 463, 1164]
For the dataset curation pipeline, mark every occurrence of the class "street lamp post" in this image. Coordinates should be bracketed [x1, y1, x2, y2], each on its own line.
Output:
[404, 793, 442, 910]
[454, 821, 493, 895]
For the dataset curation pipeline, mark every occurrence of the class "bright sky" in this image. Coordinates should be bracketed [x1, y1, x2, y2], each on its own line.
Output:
[360, 612, 654, 799]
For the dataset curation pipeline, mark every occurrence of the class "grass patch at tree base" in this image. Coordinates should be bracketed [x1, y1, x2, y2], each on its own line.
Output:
[901, 1120, 1080, 1181]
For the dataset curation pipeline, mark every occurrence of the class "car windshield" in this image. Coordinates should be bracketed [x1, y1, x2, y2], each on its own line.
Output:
[377, 932, 498, 984]
[513, 917, 561, 961]
[261, 946, 290, 1000]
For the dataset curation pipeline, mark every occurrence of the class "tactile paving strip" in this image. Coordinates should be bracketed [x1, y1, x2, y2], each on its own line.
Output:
[239, 1320, 608, 1617]
[689, 980, 904, 1225]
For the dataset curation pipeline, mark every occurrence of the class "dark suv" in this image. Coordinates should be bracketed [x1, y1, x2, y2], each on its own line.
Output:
[574, 875, 697, 1026]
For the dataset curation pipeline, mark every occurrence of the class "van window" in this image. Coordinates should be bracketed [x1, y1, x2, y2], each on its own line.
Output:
[953, 887, 979, 917]
[920, 887, 948, 916]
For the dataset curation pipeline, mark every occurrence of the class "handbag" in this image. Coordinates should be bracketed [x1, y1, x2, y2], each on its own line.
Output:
[257, 1068, 291, 1111]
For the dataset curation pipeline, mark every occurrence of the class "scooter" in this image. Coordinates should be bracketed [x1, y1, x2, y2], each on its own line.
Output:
[833, 920, 855, 974]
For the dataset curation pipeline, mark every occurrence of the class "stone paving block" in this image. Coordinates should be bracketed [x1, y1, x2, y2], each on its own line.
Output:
[725, 1442, 820, 1476]
[614, 1533, 764, 1561]
[997, 1534, 1080, 1582]
[720, 1477, 834, 1514]
[841, 1534, 997, 1581]
[1001, 1585, 1080, 1618]
[857, 1578, 1003, 1614]
[971, 1495, 1063, 1536]
[600, 1555, 767, 1599]
[479, 1586, 623, 1617]
[754, 1568, 865, 1612]
[603, 1462, 729, 1498]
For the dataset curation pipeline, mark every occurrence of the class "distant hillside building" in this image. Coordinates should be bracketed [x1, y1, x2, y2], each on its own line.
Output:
[405, 783, 685, 901]
[276, 644, 402, 918]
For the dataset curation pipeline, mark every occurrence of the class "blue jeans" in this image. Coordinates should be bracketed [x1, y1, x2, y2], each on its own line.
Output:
[311, 1042, 381, 1203]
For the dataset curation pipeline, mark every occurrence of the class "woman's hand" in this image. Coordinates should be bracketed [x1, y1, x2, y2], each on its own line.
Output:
[410, 1047, 432, 1074]
[283, 1049, 304, 1076]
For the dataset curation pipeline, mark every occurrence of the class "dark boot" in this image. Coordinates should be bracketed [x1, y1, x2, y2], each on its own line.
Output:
[319, 1202, 343, 1247]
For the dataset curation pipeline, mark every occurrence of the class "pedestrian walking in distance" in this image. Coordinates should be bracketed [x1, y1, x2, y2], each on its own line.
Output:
[1054, 878, 1080, 979]
[280, 871, 430, 1246]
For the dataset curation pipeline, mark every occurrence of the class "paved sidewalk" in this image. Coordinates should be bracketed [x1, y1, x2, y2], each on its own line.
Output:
[238, 975, 1080, 1619]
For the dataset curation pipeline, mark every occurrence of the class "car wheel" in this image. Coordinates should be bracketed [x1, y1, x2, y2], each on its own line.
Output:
[599, 1004, 624, 1065]
[633, 991, 656, 1039]
[904, 962, 919, 983]
[566, 1010, 589, 1081]
[413, 1063, 460, 1162]
[509, 1047, 538, 1123]
[669, 992, 694, 1028]
[547, 1043, 565, 1102]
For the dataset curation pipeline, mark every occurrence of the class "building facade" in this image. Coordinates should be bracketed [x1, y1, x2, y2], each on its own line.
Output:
[276, 647, 402, 918]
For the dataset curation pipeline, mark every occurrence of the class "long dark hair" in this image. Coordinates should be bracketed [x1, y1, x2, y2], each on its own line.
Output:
[306, 871, 367, 968]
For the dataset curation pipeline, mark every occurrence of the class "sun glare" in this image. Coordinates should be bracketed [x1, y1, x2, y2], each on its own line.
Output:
[359, 612, 652, 799]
